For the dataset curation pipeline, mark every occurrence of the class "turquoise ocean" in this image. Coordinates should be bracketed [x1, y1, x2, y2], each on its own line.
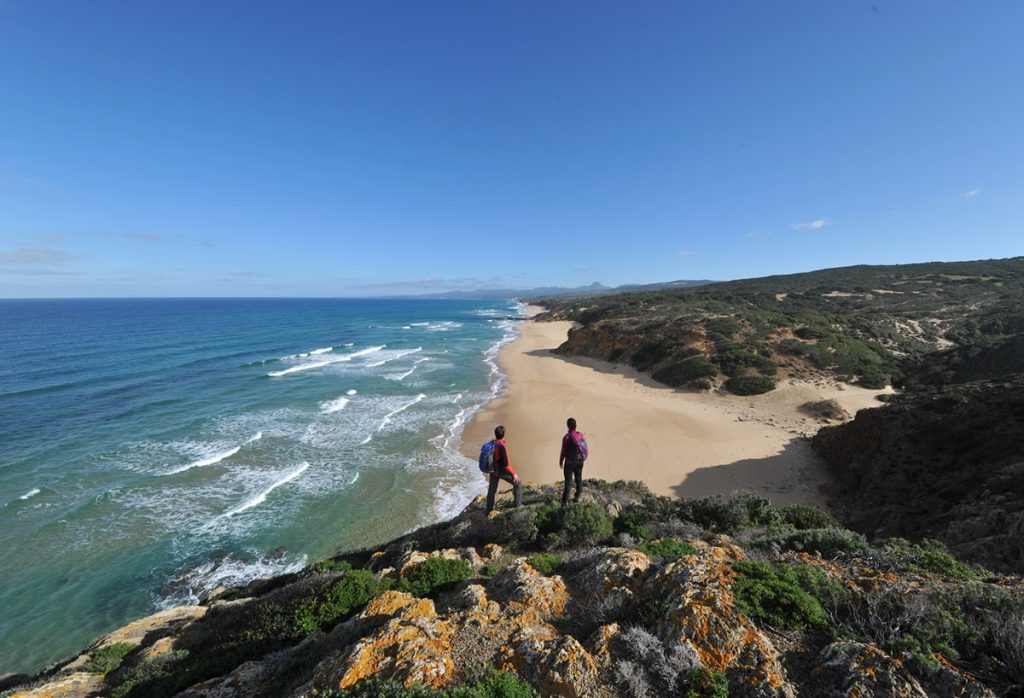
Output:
[0, 298, 524, 673]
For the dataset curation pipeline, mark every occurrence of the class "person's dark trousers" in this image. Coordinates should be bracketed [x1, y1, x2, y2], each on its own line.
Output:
[486, 470, 522, 513]
[561, 463, 584, 506]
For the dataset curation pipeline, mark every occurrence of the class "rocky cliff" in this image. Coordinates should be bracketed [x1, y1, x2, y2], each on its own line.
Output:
[4, 482, 1022, 697]
[812, 375, 1024, 574]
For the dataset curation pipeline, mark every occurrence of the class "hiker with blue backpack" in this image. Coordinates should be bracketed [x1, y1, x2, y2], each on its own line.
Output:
[559, 417, 589, 507]
[480, 425, 521, 515]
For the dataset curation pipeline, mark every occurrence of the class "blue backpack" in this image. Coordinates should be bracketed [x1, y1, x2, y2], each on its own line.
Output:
[479, 440, 497, 473]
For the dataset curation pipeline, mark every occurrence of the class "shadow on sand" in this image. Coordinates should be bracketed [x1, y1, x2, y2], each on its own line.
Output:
[670, 438, 829, 506]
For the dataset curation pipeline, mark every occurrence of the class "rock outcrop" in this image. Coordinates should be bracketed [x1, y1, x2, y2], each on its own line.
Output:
[5, 482, 1020, 697]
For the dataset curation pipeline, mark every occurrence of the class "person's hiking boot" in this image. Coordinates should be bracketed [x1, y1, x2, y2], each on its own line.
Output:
[487, 510, 500, 520]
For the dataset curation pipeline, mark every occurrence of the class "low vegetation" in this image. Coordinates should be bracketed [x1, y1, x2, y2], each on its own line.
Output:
[15, 482, 1024, 697]
[83, 642, 134, 674]
[541, 256, 1024, 393]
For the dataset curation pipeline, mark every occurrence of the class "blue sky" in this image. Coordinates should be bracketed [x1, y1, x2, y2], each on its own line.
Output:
[1, 1, 1021, 297]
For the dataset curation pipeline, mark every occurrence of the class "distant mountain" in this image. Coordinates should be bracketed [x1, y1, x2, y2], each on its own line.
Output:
[416, 279, 715, 300]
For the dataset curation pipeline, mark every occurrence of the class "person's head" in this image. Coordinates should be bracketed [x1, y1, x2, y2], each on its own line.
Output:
[494, 425, 505, 440]
[566, 417, 576, 431]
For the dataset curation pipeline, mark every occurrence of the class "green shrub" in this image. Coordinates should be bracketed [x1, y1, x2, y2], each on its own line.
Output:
[878, 539, 983, 579]
[310, 559, 353, 574]
[315, 669, 538, 697]
[559, 502, 613, 545]
[533, 504, 564, 542]
[705, 317, 742, 337]
[723, 375, 775, 395]
[685, 493, 776, 533]
[778, 504, 839, 530]
[652, 357, 719, 387]
[780, 527, 870, 557]
[526, 554, 561, 576]
[110, 650, 189, 698]
[492, 507, 540, 548]
[639, 538, 696, 561]
[453, 669, 539, 697]
[615, 509, 653, 541]
[732, 560, 832, 630]
[398, 557, 473, 597]
[84, 642, 134, 674]
[858, 366, 889, 389]
[293, 569, 390, 634]
[795, 325, 832, 340]
[778, 338, 809, 356]
[685, 667, 729, 698]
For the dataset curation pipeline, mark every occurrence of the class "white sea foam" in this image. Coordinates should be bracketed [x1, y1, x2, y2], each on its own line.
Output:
[365, 347, 423, 368]
[158, 552, 308, 607]
[387, 366, 417, 381]
[377, 394, 427, 432]
[346, 389, 358, 395]
[425, 321, 463, 332]
[410, 322, 430, 326]
[19, 488, 41, 500]
[220, 461, 309, 518]
[320, 396, 350, 414]
[267, 345, 385, 377]
[165, 432, 262, 475]
[282, 346, 333, 360]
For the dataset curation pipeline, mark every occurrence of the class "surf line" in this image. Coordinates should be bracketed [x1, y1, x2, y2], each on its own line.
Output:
[220, 461, 310, 518]
[361, 394, 427, 445]
[267, 345, 385, 377]
[165, 432, 263, 475]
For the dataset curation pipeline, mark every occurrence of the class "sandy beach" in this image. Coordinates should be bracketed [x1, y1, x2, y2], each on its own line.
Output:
[461, 309, 890, 504]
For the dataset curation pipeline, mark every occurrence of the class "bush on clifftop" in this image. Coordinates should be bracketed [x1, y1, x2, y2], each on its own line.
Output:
[723, 374, 776, 395]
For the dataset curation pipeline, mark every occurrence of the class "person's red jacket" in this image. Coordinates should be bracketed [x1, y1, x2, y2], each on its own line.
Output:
[492, 438, 517, 478]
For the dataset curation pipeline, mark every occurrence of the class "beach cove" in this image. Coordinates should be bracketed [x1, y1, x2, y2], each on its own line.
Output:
[462, 307, 888, 504]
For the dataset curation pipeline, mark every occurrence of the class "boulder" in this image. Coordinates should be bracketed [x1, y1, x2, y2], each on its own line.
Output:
[310, 591, 454, 690]
[650, 544, 795, 697]
[810, 642, 927, 697]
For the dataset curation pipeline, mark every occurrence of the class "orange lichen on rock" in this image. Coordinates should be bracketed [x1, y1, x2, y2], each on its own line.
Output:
[316, 592, 455, 690]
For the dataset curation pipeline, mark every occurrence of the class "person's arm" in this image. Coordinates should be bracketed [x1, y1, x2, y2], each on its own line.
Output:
[559, 434, 568, 467]
[498, 443, 519, 482]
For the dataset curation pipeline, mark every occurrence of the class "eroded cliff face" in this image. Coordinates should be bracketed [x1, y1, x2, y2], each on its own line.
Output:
[813, 375, 1024, 573]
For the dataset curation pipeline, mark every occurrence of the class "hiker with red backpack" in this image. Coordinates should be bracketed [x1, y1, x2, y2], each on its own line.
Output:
[559, 417, 589, 508]
[481, 425, 521, 515]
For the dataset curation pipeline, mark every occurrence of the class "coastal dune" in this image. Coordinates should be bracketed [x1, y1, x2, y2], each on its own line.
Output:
[462, 310, 888, 504]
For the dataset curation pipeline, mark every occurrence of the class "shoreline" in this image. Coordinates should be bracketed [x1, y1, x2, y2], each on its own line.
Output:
[460, 308, 889, 504]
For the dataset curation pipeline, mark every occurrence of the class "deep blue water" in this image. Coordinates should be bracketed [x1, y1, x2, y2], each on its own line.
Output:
[0, 297, 522, 673]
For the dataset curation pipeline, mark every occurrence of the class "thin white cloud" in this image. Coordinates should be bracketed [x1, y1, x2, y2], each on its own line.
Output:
[0, 246, 75, 265]
[676, 250, 702, 257]
[790, 218, 830, 231]
[347, 277, 505, 291]
[964, 188, 982, 199]
[126, 231, 161, 241]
